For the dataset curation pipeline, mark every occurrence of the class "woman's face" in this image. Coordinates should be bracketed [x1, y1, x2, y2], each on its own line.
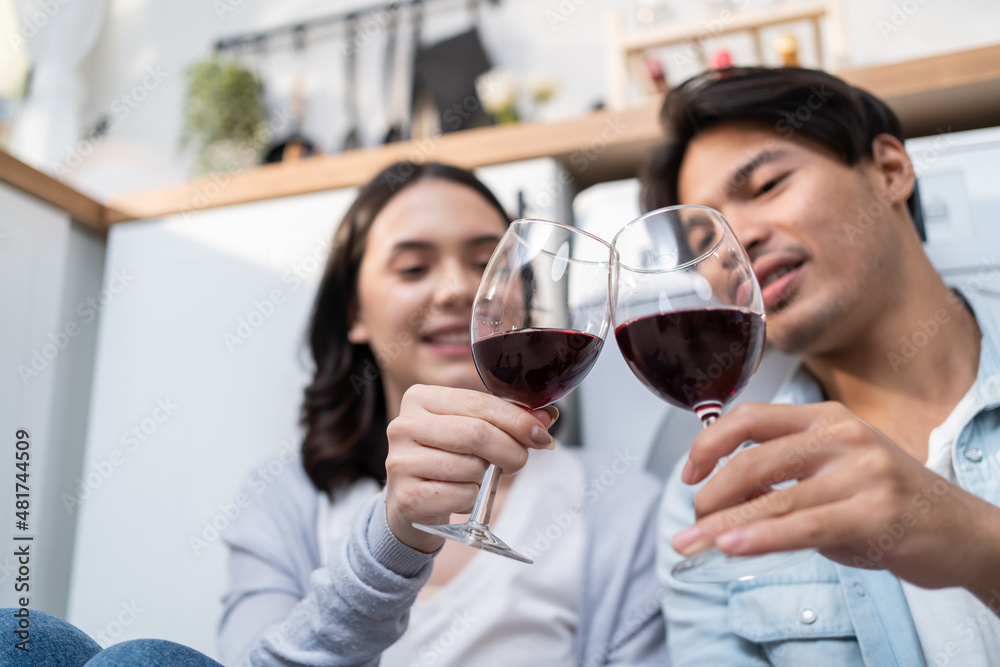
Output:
[348, 179, 508, 413]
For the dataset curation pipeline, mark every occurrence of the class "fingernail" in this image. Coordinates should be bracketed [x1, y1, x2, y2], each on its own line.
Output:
[531, 425, 554, 448]
[717, 530, 743, 553]
[681, 459, 695, 484]
[672, 526, 700, 553]
[542, 404, 560, 428]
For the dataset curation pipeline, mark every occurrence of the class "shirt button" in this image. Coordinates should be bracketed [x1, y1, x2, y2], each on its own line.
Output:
[853, 583, 866, 597]
[798, 607, 817, 624]
[965, 447, 984, 463]
[988, 378, 1000, 400]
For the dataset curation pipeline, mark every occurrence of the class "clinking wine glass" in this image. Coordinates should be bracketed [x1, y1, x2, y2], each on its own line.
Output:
[412, 219, 615, 563]
[611, 205, 811, 582]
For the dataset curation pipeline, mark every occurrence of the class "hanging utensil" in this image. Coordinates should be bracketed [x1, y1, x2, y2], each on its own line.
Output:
[264, 25, 319, 163]
[381, 6, 403, 144]
[402, 0, 424, 141]
[341, 14, 362, 152]
[411, 1, 494, 135]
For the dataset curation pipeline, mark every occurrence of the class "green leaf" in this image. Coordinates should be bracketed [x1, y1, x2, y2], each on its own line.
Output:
[180, 55, 266, 175]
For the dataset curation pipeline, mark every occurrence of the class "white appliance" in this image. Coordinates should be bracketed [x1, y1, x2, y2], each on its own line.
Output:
[906, 126, 1000, 284]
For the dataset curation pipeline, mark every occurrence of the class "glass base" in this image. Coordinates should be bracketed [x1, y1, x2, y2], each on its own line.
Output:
[412, 521, 534, 564]
[672, 547, 814, 583]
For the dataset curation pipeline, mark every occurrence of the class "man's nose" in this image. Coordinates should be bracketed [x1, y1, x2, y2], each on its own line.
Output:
[724, 208, 772, 259]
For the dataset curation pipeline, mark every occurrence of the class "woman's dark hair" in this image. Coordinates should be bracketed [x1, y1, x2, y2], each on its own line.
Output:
[300, 161, 510, 495]
[640, 67, 920, 223]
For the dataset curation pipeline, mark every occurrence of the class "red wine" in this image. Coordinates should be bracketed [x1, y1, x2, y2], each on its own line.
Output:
[615, 308, 764, 413]
[473, 328, 603, 409]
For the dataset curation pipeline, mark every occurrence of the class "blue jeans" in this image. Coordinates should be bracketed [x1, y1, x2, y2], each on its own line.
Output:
[1, 609, 222, 666]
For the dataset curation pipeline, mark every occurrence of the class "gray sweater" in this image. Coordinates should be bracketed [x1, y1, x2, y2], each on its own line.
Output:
[218, 450, 667, 666]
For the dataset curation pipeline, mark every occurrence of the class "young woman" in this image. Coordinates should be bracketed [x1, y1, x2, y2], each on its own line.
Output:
[217, 162, 665, 666]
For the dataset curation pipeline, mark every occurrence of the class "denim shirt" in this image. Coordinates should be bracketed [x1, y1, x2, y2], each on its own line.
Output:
[657, 288, 1000, 666]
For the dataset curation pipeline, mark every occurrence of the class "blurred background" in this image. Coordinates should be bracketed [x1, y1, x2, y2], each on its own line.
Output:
[1, 0, 998, 194]
[1, 0, 999, 660]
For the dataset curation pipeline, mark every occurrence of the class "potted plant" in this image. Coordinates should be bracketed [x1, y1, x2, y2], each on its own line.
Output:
[180, 55, 265, 175]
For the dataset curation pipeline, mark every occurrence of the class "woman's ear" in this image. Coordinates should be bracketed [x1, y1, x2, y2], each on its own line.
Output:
[870, 133, 916, 206]
[346, 301, 370, 344]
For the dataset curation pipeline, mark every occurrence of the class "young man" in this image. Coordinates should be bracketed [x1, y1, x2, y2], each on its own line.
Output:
[645, 67, 1000, 665]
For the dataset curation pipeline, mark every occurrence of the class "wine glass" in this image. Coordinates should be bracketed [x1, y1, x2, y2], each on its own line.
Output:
[611, 205, 811, 582]
[412, 219, 615, 563]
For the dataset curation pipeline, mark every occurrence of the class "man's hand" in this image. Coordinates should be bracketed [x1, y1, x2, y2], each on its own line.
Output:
[671, 401, 1000, 607]
[384, 385, 555, 553]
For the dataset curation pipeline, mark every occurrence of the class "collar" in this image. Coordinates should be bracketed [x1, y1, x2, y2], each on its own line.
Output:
[960, 288, 1000, 410]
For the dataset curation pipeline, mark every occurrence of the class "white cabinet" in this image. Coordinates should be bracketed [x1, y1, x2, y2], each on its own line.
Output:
[66, 188, 355, 655]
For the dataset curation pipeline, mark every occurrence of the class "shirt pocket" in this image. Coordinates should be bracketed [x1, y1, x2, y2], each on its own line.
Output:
[729, 582, 866, 666]
[729, 581, 856, 642]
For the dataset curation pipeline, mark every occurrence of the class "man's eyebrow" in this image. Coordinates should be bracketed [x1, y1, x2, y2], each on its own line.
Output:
[466, 234, 502, 247]
[726, 149, 787, 194]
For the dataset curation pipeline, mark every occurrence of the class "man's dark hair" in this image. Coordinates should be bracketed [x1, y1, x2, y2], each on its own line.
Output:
[641, 67, 921, 227]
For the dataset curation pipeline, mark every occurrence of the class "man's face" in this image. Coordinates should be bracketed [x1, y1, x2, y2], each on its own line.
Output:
[676, 121, 903, 355]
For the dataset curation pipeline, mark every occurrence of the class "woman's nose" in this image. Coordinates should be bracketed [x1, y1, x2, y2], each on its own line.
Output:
[432, 263, 477, 308]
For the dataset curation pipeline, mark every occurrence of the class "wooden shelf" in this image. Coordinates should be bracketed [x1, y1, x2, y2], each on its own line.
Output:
[838, 44, 1000, 138]
[623, 2, 830, 53]
[0, 150, 119, 233]
[11, 43, 994, 225]
[605, 1, 848, 108]
[106, 102, 662, 224]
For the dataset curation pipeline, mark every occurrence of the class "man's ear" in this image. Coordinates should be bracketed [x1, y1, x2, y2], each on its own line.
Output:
[870, 133, 916, 206]
[346, 301, 370, 345]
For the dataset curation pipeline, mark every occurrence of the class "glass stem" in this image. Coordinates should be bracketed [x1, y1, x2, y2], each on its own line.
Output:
[701, 414, 732, 472]
[470, 464, 501, 526]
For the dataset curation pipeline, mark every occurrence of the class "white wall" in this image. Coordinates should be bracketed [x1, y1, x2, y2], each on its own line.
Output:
[0, 183, 106, 618]
[57, 0, 1000, 199]
[65, 188, 356, 654]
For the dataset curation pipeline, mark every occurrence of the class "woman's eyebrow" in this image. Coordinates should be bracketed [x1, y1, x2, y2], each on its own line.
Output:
[386, 241, 434, 263]
[388, 234, 500, 259]
[391, 240, 434, 253]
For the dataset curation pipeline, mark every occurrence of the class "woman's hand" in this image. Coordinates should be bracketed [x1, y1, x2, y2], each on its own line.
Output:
[384, 384, 556, 553]
[672, 401, 1000, 607]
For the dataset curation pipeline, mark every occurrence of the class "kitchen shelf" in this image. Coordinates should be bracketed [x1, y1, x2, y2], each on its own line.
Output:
[106, 101, 661, 223]
[3, 45, 997, 226]
[0, 150, 117, 232]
